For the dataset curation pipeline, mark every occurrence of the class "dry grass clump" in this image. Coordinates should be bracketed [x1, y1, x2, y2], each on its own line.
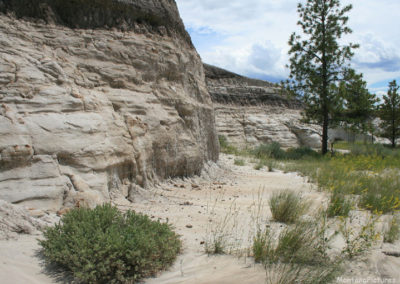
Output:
[253, 218, 342, 284]
[269, 190, 307, 224]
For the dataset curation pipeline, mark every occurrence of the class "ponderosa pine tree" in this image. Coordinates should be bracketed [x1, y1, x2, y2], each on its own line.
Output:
[286, 0, 358, 154]
[339, 69, 378, 137]
[379, 80, 400, 148]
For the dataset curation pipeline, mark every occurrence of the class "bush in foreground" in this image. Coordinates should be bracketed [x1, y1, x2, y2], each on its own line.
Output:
[39, 204, 181, 283]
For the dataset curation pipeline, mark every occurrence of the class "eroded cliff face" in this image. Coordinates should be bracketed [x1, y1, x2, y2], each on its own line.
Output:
[204, 64, 321, 149]
[0, 1, 219, 211]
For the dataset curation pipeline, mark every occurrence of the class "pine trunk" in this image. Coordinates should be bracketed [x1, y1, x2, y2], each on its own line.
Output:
[322, 112, 329, 155]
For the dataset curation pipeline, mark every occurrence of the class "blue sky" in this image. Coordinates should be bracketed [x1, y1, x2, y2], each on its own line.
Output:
[175, 0, 400, 98]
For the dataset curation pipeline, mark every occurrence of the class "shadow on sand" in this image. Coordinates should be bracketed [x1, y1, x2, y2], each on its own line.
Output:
[34, 249, 76, 284]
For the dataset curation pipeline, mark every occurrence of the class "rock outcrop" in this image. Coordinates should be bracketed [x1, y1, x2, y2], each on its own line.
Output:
[0, 200, 52, 240]
[0, 1, 219, 211]
[204, 64, 321, 149]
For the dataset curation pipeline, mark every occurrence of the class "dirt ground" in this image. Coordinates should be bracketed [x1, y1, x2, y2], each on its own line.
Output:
[1, 154, 399, 284]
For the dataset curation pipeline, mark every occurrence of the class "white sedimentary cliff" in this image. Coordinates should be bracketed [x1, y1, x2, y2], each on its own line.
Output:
[204, 64, 321, 149]
[0, 0, 219, 211]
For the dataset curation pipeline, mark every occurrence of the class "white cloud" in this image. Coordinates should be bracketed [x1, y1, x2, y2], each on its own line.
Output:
[249, 42, 281, 71]
[176, 0, 400, 89]
[353, 34, 400, 73]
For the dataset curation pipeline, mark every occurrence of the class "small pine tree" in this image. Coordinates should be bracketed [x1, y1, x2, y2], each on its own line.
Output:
[379, 80, 400, 147]
[339, 69, 378, 136]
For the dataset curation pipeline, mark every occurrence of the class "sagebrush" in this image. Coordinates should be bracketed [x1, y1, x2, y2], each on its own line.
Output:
[39, 204, 181, 283]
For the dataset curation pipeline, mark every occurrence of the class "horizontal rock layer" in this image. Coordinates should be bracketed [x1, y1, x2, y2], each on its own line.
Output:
[204, 64, 321, 149]
[204, 64, 302, 108]
[0, 5, 218, 211]
[215, 105, 321, 149]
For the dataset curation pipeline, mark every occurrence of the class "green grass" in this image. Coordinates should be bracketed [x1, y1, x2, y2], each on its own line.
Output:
[218, 135, 235, 154]
[252, 143, 319, 161]
[252, 142, 286, 160]
[39, 204, 181, 283]
[220, 138, 400, 214]
[253, 220, 341, 284]
[234, 159, 245, 166]
[254, 163, 264, 170]
[253, 159, 276, 171]
[269, 190, 307, 224]
[327, 192, 353, 217]
[384, 215, 400, 243]
[218, 140, 397, 281]
[282, 150, 400, 214]
[339, 214, 380, 259]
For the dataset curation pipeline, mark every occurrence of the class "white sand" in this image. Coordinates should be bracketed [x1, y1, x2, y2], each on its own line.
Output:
[1, 154, 399, 284]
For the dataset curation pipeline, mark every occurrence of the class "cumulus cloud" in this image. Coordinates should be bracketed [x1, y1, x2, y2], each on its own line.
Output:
[177, 0, 295, 34]
[354, 35, 400, 72]
[249, 43, 281, 71]
[176, 0, 400, 92]
[199, 41, 287, 83]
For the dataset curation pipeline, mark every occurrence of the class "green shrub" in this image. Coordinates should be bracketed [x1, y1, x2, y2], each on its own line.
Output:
[39, 204, 181, 283]
[275, 223, 328, 265]
[254, 222, 330, 265]
[252, 142, 286, 160]
[286, 147, 319, 160]
[358, 173, 400, 213]
[266, 159, 276, 172]
[269, 190, 307, 224]
[252, 144, 318, 160]
[339, 214, 380, 259]
[253, 229, 274, 263]
[254, 220, 342, 284]
[327, 192, 352, 217]
[218, 135, 229, 148]
[218, 135, 239, 155]
[254, 162, 264, 170]
[204, 233, 227, 255]
[349, 143, 395, 157]
[283, 154, 400, 214]
[384, 216, 400, 243]
[234, 159, 245, 166]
